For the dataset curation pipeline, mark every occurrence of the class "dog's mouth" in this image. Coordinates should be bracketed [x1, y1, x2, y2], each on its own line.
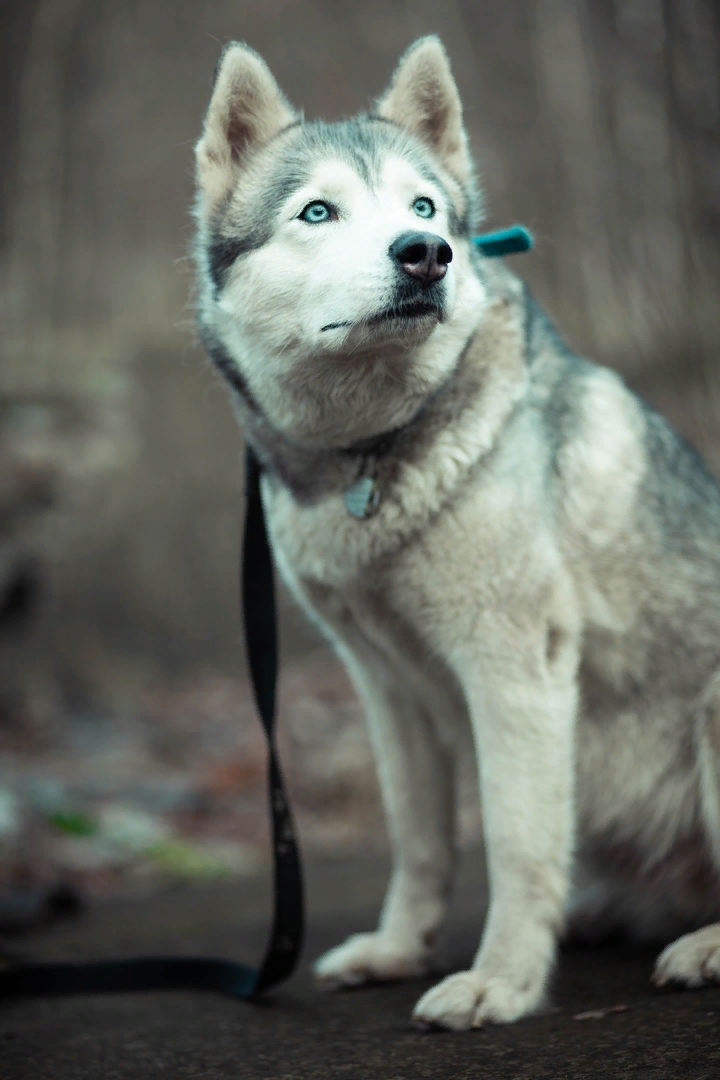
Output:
[367, 299, 441, 326]
[320, 299, 442, 335]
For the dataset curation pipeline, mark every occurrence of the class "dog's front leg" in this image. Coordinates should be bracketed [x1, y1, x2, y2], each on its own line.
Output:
[314, 648, 456, 988]
[413, 631, 577, 1030]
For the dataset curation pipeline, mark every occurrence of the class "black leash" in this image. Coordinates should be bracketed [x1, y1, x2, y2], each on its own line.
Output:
[0, 447, 303, 1001]
[0, 226, 532, 1004]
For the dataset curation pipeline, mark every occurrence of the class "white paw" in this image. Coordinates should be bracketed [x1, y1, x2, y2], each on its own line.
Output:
[412, 967, 546, 1031]
[313, 932, 430, 989]
[653, 924, 720, 988]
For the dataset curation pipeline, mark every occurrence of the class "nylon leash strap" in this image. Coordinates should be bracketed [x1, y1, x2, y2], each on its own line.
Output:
[0, 447, 303, 1000]
[0, 225, 530, 1004]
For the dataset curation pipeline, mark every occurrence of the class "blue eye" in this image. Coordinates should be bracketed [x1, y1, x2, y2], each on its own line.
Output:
[299, 201, 333, 223]
[413, 197, 435, 219]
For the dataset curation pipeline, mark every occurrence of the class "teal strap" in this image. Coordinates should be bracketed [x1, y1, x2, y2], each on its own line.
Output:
[474, 224, 533, 258]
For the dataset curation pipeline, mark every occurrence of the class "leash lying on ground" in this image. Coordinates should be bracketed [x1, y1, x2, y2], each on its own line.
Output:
[0, 447, 302, 1000]
[0, 226, 532, 1003]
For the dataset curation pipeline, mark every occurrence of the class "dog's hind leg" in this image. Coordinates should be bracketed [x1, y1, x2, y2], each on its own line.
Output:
[314, 647, 457, 988]
[653, 672, 720, 988]
[653, 924, 720, 986]
[564, 874, 627, 943]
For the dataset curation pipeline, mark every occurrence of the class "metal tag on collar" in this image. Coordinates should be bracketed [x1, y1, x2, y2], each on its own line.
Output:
[344, 473, 380, 519]
[474, 225, 533, 258]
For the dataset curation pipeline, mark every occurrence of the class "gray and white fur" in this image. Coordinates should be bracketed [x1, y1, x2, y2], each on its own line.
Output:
[193, 36, 720, 1029]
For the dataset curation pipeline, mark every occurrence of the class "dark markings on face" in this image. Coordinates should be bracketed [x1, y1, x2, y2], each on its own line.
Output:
[199, 324, 263, 416]
[207, 167, 311, 293]
[399, 153, 468, 237]
[434, 178, 468, 237]
[205, 115, 472, 294]
[295, 118, 470, 235]
[207, 234, 262, 292]
[320, 319, 352, 332]
[364, 113, 471, 236]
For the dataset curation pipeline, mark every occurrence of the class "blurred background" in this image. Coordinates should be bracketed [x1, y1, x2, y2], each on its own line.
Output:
[0, 0, 718, 914]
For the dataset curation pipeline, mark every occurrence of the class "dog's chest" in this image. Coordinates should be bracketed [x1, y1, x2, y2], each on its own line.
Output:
[264, 477, 393, 589]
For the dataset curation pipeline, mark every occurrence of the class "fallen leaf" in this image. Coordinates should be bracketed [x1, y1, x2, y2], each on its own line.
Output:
[572, 1004, 632, 1021]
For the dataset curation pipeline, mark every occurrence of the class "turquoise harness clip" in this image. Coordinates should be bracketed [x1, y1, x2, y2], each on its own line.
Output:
[474, 224, 533, 258]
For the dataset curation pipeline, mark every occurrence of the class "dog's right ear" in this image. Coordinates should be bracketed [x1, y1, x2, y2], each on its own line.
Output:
[195, 43, 296, 208]
[376, 36, 471, 188]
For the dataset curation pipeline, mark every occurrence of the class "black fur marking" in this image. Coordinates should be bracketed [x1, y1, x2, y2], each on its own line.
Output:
[407, 161, 467, 236]
[207, 234, 265, 293]
[266, 169, 309, 204]
[304, 120, 381, 187]
[368, 298, 440, 326]
[208, 168, 310, 294]
[363, 113, 471, 234]
[320, 320, 352, 332]
[199, 327, 262, 415]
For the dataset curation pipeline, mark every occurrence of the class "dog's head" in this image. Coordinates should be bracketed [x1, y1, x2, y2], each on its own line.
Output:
[194, 37, 486, 445]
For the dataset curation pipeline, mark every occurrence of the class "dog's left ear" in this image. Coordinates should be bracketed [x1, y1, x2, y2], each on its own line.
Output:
[376, 36, 472, 187]
[195, 42, 297, 210]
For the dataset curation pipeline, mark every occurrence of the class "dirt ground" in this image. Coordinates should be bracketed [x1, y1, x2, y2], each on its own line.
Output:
[2, 852, 719, 1079]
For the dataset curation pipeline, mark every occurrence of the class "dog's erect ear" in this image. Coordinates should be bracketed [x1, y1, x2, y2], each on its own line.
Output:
[195, 43, 296, 206]
[376, 36, 471, 186]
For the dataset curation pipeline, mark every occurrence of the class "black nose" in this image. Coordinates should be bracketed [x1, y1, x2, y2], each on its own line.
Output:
[389, 231, 453, 286]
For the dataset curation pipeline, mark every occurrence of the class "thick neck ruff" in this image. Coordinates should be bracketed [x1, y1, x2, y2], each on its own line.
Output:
[241, 226, 534, 517]
[338, 226, 534, 519]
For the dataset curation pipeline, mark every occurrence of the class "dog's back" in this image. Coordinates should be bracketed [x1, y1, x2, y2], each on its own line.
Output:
[507, 275, 720, 934]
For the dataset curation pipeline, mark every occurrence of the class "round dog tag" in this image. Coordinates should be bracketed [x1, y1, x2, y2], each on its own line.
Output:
[344, 475, 380, 518]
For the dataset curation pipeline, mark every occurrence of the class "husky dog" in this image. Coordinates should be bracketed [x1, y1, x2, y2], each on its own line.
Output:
[193, 37, 720, 1029]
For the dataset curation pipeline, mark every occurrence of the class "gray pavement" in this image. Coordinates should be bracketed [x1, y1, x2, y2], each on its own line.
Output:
[1, 854, 718, 1079]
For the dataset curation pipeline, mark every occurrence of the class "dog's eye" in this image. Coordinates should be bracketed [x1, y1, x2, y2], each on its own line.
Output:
[299, 201, 334, 224]
[413, 197, 435, 219]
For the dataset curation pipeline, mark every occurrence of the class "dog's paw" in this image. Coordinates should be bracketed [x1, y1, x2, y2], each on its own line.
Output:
[411, 968, 545, 1031]
[313, 932, 430, 990]
[653, 924, 720, 988]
